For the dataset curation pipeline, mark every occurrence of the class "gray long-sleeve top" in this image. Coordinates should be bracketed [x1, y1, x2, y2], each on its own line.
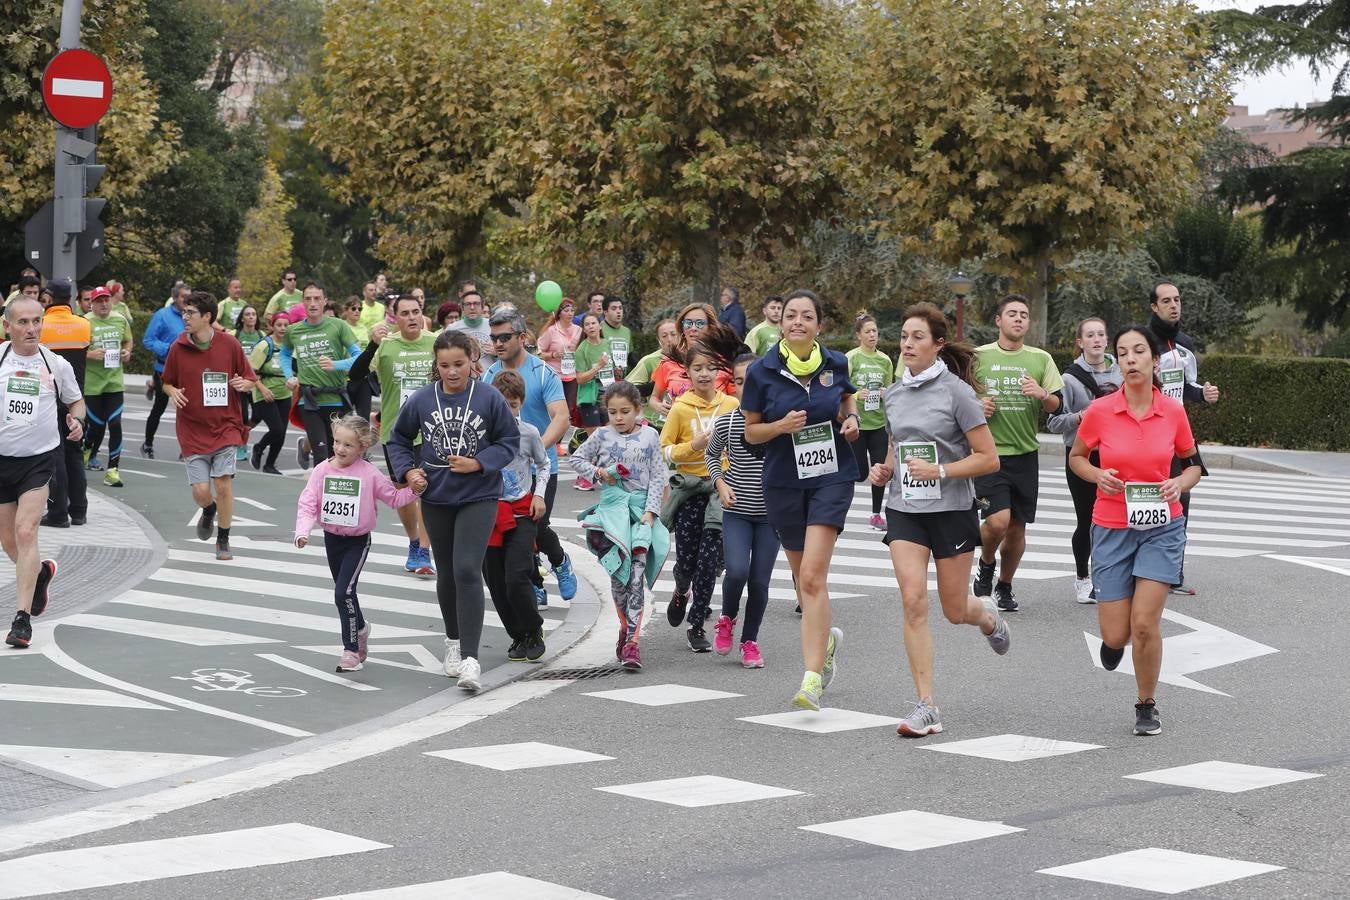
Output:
[1045, 354, 1123, 446]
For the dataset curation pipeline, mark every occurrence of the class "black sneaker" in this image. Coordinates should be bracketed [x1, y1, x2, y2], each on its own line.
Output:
[250, 443, 264, 471]
[973, 559, 995, 597]
[70, 516, 86, 526]
[1100, 641, 1125, 671]
[1134, 699, 1161, 736]
[666, 591, 689, 627]
[525, 629, 546, 662]
[262, 464, 283, 475]
[32, 559, 57, 617]
[140, 442, 154, 459]
[39, 515, 70, 528]
[196, 505, 216, 541]
[506, 638, 526, 662]
[687, 627, 711, 653]
[296, 437, 312, 470]
[994, 582, 1019, 612]
[5, 613, 31, 649]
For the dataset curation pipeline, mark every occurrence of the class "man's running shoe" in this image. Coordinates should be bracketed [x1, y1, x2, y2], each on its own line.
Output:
[196, 505, 216, 541]
[740, 640, 764, 669]
[140, 442, 154, 459]
[356, 622, 371, 663]
[525, 629, 546, 662]
[994, 582, 1019, 612]
[687, 627, 711, 653]
[251, 443, 264, 471]
[713, 615, 735, 656]
[457, 656, 481, 691]
[296, 437, 312, 470]
[869, 513, 885, 531]
[1169, 583, 1197, 596]
[897, 700, 943, 737]
[335, 650, 363, 672]
[413, 549, 435, 577]
[5, 612, 31, 649]
[666, 590, 689, 626]
[262, 464, 283, 475]
[32, 559, 57, 617]
[215, 540, 233, 561]
[821, 627, 842, 689]
[983, 601, 1011, 655]
[506, 638, 527, 662]
[1100, 641, 1125, 671]
[103, 467, 123, 488]
[791, 672, 823, 711]
[533, 584, 548, 607]
[443, 638, 461, 677]
[1134, 699, 1161, 736]
[555, 553, 578, 601]
[1074, 577, 1094, 604]
[620, 641, 642, 671]
[83, 449, 103, 470]
[973, 558, 995, 597]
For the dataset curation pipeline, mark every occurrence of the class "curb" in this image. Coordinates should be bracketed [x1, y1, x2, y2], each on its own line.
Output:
[1035, 435, 1322, 477]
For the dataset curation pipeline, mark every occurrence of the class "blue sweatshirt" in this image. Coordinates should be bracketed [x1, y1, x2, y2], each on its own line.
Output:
[387, 378, 521, 506]
[143, 304, 186, 372]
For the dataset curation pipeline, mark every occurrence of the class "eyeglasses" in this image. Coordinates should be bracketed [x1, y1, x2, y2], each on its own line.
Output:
[182, 308, 200, 318]
[284, 276, 296, 281]
[682, 318, 708, 330]
[489, 332, 520, 344]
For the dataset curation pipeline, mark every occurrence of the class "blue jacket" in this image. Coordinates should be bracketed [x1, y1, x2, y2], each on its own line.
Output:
[718, 302, 747, 338]
[143, 304, 186, 372]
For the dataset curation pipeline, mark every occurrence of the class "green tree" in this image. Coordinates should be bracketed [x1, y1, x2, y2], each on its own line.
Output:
[517, 0, 837, 319]
[234, 159, 294, 299]
[830, 0, 1230, 345]
[187, 0, 322, 92]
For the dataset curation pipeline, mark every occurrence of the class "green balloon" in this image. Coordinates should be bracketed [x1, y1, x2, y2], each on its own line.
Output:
[535, 280, 563, 313]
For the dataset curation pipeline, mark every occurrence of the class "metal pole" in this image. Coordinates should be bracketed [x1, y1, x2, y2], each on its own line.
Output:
[955, 294, 966, 342]
[50, 0, 86, 284]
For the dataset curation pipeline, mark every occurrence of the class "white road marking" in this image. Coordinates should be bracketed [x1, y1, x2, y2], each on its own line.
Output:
[234, 496, 276, 511]
[255, 653, 380, 691]
[1269, 554, 1350, 579]
[1039, 847, 1283, 894]
[182, 512, 269, 529]
[0, 745, 227, 789]
[316, 872, 614, 899]
[291, 644, 445, 675]
[425, 741, 614, 771]
[60, 613, 284, 646]
[1124, 760, 1322, 794]
[0, 684, 166, 710]
[583, 683, 743, 707]
[919, 734, 1103, 762]
[120, 588, 430, 639]
[114, 467, 167, 479]
[596, 774, 802, 808]
[802, 810, 1023, 851]
[739, 708, 901, 734]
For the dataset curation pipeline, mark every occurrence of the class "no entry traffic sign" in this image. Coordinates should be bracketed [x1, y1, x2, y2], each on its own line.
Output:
[42, 48, 113, 129]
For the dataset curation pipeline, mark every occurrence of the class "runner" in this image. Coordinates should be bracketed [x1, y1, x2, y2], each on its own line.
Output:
[106, 281, 133, 325]
[357, 281, 385, 334]
[627, 319, 679, 430]
[741, 289, 858, 711]
[38, 280, 91, 528]
[1069, 324, 1203, 736]
[599, 296, 632, 380]
[971, 294, 1064, 612]
[868, 302, 1008, 737]
[707, 352, 778, 668]
[744, 295, 783, 356]
[2, 296, 81, 649]
[574, 290, 605, 327]
[1046, 317, 1122, 603]
[387, 329, 521, 690]
[717, 285, 748, 338]
[660, 334, 740, 652]
[436, 301, 460, 329]
[280, 282, 361, 467]
[81, 286, 133, 487]
[230, 304, 264, 462]
[652, 303, 737, 403]
[1147, 282, 1219, 596]
[483, 311, 578, 605]
[847, 313, 895, 530]
[217, 278, 247, 335]
[535, 297, 582, 422]
[340, 297, 376, 420]
[569, 381, 667, 671]
[140, 282, 189, 458]
[246, 313, 290, 474]
[347, 295, 436, 574]
[572, 312, 614, 478]
[263, 269, 302, 318]
[445, 290, 493, 363]
[160, 292, 257, 561]
[294, 413, 419, 673]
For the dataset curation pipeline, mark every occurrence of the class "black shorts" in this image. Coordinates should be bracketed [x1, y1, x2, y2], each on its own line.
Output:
[577, 402, 608, 428]
[974, 450, 1040, 523]
[764, 480, 854, 552]
[883, 506, 981, 559]
[0, 453, 56, 504]
[381, 442, 422, 484]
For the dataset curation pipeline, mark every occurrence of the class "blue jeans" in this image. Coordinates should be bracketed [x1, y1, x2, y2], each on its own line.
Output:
[720, 511, 780, 643]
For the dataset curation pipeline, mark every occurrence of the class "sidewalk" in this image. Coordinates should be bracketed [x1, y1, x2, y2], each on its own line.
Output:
[1037, 433, 1350, 478]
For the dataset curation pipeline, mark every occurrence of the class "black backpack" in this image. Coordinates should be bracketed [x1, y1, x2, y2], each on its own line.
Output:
[1064, 362, 1114, 399]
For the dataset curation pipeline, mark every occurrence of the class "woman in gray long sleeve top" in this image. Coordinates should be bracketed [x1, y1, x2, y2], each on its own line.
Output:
[1046, 317, 1122, 604]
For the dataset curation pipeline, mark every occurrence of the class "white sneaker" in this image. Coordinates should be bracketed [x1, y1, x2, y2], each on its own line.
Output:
[457, 656, 481, 691]
[442, 638, 462, 677]
[1074, 577, 1096, 604]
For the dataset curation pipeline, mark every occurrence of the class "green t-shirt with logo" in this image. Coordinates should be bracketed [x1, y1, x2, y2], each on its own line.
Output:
[975, 342, 1065, 456]
[600, 323, 632, 372]
[282, 317, 357, 398]
[265, 288, 303, 317]
[846, 347, 895, 432]
[745, 321, 781, 356]
[574, 338, 612, 406]
[218, 299, 247, 332]
[373, 332, 437, 442]
[83, 312, 131, 396]
[248, 337, 288, 403]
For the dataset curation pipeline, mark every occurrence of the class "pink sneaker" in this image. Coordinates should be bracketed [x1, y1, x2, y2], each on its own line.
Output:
[869, 513, 885, 531]
[616, 625, 628, 660]
[574, 477, 594, 492]
[336, 650, 363, 672]
[713, 615, 735, 656]
[740, 640, 764, 669]
[356, 622, 372, 662]
[620, 641, 642, 670]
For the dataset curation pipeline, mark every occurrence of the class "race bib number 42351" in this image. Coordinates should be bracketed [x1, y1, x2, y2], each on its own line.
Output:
[792, 422, 838, 480]
[320, 475, 362, 527]
[1125, 482, 1171, 531]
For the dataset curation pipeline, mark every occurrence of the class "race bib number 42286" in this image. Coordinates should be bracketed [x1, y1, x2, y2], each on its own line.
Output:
[899, 441, 941, 501]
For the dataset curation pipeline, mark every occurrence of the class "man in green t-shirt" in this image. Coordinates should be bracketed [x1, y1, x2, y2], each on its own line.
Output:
[280, 281, 361, 467]
[81, 286, 133, 487]
[217, 277, 247, 332]
[626, 318, 678, 428]
[264, 269, 303, 318]
[358, 280, 386, 333]
[599, 295, 632, 379]
[971, 294, 1064, 613]
[744, 295, 783, 355]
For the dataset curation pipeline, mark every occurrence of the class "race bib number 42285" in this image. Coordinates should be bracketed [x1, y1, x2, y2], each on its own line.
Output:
[1125, 482, 1171, 531]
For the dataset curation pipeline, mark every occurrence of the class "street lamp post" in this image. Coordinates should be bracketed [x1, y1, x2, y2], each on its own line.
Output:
[947, 272, 973, 342]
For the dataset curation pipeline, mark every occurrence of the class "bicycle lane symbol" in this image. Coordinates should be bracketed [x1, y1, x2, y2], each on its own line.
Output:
[171, 668, 307, 698]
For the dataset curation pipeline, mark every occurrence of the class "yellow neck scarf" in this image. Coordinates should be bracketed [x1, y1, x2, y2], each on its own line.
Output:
[780, 340, 822, 377]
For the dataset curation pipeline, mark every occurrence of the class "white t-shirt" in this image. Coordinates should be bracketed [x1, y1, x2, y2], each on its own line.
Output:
[0, 343, 82, 456]
[445, 317, 494, 361]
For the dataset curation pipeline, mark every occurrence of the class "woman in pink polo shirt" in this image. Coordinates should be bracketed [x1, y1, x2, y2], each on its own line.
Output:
[1069, 324, 1203, 737]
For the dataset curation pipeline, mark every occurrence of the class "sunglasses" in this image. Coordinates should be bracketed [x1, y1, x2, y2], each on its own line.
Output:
[489, 332, 521, 344]
[682, 318, 708, 330]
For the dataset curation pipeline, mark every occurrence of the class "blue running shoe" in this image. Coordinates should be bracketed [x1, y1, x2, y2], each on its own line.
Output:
[555, 553, 578, 601]
[533, 584, 548, 607]
[413, 546, 435, 577]
[405, 542, 419, 573]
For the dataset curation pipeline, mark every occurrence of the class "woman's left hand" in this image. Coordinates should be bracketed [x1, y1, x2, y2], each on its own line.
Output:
[904, 456, 940, 481]
[446, 456, 482, 474]
[840, 415, 859, 441]
[1160, 478, 1183, 503]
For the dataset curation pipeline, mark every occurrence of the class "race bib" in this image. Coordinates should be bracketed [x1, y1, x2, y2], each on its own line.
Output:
[560, 351, 576, 378]
[103, 343, 121, 369]
[598, 364, 615, 387]
[610, 341, 628, 369]
[899, 441, 941, 501]
[1125, 482, 1172, 531]
[1160, 368, 1184, 401]
[399, 377, 423, 407]
[320, 475, 362, 527]
[3, 375, 39, 426]
[202, 372, 229, 407]
[863, 380, 882, 412]
[792, 422, 838, 479]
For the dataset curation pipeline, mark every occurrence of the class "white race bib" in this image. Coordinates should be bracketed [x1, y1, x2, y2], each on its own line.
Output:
[560, 351, 576, 378]
[321, 474, 362, 527]
[863, 380, 882, 412]
[3, 375, 39, 426]
[598, 364, 615, 387]
[399, 377, 423, 407]
[1125, 482, 1172, 531]
[610, 341, 628, 369]
[899, 441, 941, 501]
[202, 371, 229, 407]
[103, 344, 121, 369]
[792, 422, 838, 479]
[1160, 368, 1184, 401]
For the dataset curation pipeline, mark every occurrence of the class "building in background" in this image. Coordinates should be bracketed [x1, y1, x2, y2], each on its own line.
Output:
[1224, 103, 1344, 157]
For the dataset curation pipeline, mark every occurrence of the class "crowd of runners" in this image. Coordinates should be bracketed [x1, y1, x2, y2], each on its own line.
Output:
[2, 267, 1221, 736]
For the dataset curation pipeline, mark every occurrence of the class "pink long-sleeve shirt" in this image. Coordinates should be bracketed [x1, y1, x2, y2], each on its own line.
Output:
[295, 457, 417, 540]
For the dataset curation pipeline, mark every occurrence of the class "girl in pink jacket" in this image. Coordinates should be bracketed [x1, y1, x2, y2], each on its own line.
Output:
[295, 414, 420, 672]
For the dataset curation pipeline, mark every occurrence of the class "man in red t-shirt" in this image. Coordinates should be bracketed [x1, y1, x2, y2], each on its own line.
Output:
[161, 292, 256, 560]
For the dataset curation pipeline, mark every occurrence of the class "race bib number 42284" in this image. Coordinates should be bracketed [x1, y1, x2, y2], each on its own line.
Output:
[792, 422, 838, 479]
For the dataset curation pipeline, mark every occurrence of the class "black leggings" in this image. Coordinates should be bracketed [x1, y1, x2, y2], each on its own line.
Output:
[672, 492, 723, 630]
[251, 398, 288, 467]
[851, 426, 888, 514]
[1065, 457, 1097, 579]
[484, 515, 545, 642]
[83, 392, 124, 469]
[421, 499, 497, 659]
[300, 402, 351, 464]
[144, 371, 171, 446]
[324, 531, 370, 651]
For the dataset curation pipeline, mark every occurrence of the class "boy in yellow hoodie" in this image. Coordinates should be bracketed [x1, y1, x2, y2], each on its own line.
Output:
[659, 345, 739, 651]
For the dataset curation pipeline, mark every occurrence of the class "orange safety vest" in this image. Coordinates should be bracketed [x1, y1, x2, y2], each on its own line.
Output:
[39, 304, 92, 351]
